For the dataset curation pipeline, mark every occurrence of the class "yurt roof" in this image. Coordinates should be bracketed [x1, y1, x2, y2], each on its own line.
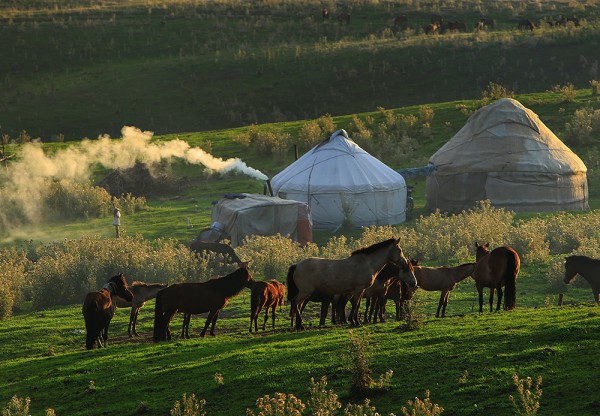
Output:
[430, 98, 587, 175]
[271, 129, 405, 194]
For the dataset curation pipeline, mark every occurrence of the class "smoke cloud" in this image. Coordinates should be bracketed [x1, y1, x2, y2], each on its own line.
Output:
[0, 126, 268, 235]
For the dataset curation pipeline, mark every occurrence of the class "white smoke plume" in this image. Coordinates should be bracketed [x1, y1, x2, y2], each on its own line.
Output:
[0, 126, 268, 234]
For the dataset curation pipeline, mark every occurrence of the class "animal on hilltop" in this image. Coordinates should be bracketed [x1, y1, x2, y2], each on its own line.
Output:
[424, 23, 439, 35]
[517, 19, 536, 30]
[115, 281, 168, 337]
[153, 264, 254, 342]
[430, 14, 443, 26]
[322, 8, 329, 21]
[287, 238, 416, 329]
[189, 240, 244, 266]
[250, 280, 286, 332]
[82, 273, 133, 350]
[563, 255, 600, 303]
[472, 243, 520, 313]
[475, 17, 495, 30]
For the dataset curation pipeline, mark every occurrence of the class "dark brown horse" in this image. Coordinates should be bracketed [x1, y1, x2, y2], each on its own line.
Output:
[363, 263, 399, 324]
[472, 243, 520, 312]
[115, 281, 167, 337]
[289, 289, 336, 327]
[287, 238, 416, 329]
[563, 255, 600, 303]
[424, 23, 439, 35]
[153, 265, 254, 341]
[250, 280, 286, 332]
[82, 273, 133, 350]
[518, 19, 536, 30]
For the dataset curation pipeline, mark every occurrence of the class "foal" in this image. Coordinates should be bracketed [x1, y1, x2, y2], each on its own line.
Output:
[250, 280, 286, 332]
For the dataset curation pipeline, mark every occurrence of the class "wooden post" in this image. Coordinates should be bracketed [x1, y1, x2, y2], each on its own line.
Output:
[294, 144, 299, 161]
[112, 207, 121, 238]
[115, 225, 120, 239]
[558, 293, 564, 306]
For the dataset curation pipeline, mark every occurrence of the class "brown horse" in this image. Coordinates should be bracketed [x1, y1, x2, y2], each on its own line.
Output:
[563, 255, 600, 303]
[287, 238, 416, 329]
[363, 263, 399, 323]
[82, 273, 133, 350]
[518, 19, 536, 30]
[472, 243, 520, 312]
[250, 280, 286, 332]
[383, 278, 415, 321]
[153, 265, 254, 342]
[424, 23, 439, 35]
[289, 289, 336, 327]
[413, 262, 476, 317]
[115, 281, 167, 337]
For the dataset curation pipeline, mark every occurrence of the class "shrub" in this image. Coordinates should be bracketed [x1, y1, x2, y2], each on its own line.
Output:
[347, 330, 374, 397]
[420, 106, 435, 124]
[0, 249, 30, 319]
[508, 219, 550, 264]
[306, 376, 341, 416]
[401, 390, 444, 416]
[590, 79, 600, 95]
[508, 374, 542, 416]
[550, 83, 576, 102]
[246, 392, 305, 416]
[170, 393, 206, 416]
[2, 395, 30, 416]
[481, 81, 514, 101]
[564, 107, 600, 145]
[545, 258, 568, 294]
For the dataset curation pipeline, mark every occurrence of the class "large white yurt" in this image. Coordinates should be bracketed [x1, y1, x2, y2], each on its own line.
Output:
[270, 129, 407, 230]
[426, 98, 588, 213]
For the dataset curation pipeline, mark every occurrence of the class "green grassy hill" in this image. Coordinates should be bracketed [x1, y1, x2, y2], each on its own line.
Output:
[1, 0, 600, 139]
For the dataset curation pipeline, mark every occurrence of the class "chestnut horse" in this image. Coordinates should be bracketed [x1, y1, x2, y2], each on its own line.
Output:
[413, 262, 476, 317]
[82, 273, 133, 350]
[287, 238, 416, 329]
[250, 280, 286, 332]
[472, 243, 520, 312]
[115, 281, 167, 337]
[563, 255, 600, 303]
[153, 265, 253, 341]
[363, 263, 399, 323]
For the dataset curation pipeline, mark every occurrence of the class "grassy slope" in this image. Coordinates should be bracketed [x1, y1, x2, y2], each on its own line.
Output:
[1, 0, 600, 139]
[1, 280, 599, 415]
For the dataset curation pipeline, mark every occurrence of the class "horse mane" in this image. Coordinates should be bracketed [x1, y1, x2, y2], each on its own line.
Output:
[207, 267, 250, 298]
[566, 254, 600, 263]
[351, 238, 396, 256]
[131, 281, 165, 287]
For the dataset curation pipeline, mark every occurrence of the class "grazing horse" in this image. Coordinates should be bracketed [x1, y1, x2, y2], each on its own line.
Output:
[430, 14, 443, 26]
[424, 23, 439, 35]
[153, 265, 254, 341]
[518, 19, 536, 30]
[472, 243, 520, 312]
[475, 18, 495, 30]
[413, 263, 476, 317]
[115, 281, 167, 337]
[337, 12, 351, 24]
[394, 15, 408, 27]
[444, 21, 467, 33]
[82, 274, 133, 350]
[563, 255, 600, 303]
[189, 240, 244, 266]
[287, 238, 416, 329]
[250, 280, 286, 332]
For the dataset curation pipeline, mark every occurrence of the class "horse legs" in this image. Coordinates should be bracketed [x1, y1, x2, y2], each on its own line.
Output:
[293, 295, 309, 330]
[208, 309, 221, 336]
[441, 291, 450, 317]
[436, 291, 447, 318]
[319, 299, 330, 326]
[363, 297, 372, 324]
[349, 290, 364, 326]
[129, 307, 140, 337]
[181, 313, 193, 339]
[488, 287, 495, 313]
[102, 322, 110, 347]
[262, 307, 269, 331]
[477, 285, 485, 313]
[496, 285, 503, 312]
[271, 304, 277, 330]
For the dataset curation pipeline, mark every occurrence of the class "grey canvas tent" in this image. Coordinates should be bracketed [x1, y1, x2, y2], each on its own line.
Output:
[426, 98, 588, 213]
[199, 193, 312, 247]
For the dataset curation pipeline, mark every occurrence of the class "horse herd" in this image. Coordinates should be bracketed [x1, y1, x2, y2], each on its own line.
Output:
[320, 9, 581, 35]
[82, 239, 600, 350]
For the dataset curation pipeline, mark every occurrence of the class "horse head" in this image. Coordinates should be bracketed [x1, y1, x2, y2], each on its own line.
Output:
[474, 242, 491, 261]
[390, 239, 417, 289]
[110, 273, 133, 301]
[239, 262, 255, 288]
[563, 256, 578, 284]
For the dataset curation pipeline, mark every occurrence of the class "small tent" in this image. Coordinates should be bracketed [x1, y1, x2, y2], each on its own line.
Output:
[199, 193, 312, 247]
[270, 129, 407, 229]
[426, 98, 588, 213]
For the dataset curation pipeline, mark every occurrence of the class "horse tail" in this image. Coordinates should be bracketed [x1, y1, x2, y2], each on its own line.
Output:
[503, 249, 519, 310]
[153, 288, 165, 342]
[286, 264, 298, 302]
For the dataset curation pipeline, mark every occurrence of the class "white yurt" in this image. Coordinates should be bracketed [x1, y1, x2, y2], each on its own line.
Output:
[270, 129, 407, 230]
[426, 98, 588, 213]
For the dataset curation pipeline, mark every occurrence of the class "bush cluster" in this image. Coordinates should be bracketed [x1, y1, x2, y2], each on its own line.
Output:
[564, 107, 600, 145]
